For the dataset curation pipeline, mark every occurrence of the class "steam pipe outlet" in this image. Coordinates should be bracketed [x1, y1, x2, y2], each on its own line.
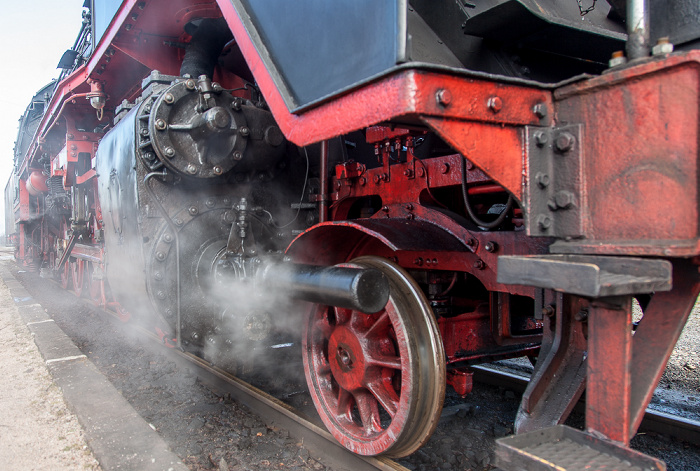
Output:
[258, 263, 390, 314]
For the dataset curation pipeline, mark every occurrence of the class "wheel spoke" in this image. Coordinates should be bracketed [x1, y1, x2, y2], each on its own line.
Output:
[354, 390, 383, 434]
[336, 387, 353, 422]
[365, 310, 390, 339]
[313, 315, 333, 340]
[367, 354, 401, 370]
[365, 379, 399, 418]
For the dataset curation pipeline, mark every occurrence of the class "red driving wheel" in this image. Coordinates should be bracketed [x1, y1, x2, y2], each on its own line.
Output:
[71, 259, 85, 297]
[59, 260, 72, 290]
[303, 256, 446, 457]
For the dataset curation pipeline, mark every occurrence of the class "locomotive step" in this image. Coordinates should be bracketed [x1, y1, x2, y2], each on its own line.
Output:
[495, 425, 665, 471]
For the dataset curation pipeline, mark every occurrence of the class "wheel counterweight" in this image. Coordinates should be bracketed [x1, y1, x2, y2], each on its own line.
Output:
[303, 256, 446, 457]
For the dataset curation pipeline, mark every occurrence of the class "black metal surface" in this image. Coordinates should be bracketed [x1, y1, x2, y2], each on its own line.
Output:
[461, 0, 626, 64]
[497, 255, 672, 297]
[180, 17, 233, 79]
[95, 106, 152, 315]
[525, 125, 583, 239]
[234, 0, 407, 110]
[496, 424, 666, 471]
[259, 263, 390, 314]
[649, 0, 700, 48]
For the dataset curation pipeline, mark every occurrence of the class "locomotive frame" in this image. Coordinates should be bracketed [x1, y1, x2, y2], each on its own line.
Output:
[7, 0, 699, 467]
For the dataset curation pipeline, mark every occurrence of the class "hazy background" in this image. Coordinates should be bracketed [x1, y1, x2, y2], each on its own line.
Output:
[0, 0, 86, 237]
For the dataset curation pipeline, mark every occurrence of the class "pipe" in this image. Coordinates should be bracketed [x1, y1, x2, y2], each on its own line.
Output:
[258, 263, 390, 314]
[319, 140, 329, 223]
[180, 17, 233, 78]
[626, 0, 650, 60]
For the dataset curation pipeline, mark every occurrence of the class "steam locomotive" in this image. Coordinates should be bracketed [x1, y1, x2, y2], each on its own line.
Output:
[8, 0, 699, 467]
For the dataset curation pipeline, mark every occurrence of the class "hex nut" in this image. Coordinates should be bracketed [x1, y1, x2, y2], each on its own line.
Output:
[554, 132, 575, 153]
[533, 103, 548, 119]
[534, 131, 549, 147]
[652, 37, 674, 56]
[536, 214, 552, 230]
[436, 89, 452, 107]
[487, 96, 503, 113]
[554, 190, 575, 209]
[535, 172, 550, 189]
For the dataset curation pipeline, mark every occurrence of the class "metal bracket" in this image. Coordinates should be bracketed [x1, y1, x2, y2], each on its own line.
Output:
[525, 124, 583, 238]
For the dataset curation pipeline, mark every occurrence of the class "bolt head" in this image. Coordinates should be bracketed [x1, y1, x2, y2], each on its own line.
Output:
[534, 131, 549, 147]
[239, 126, 250, 137]
[554, 132, 575, 153]
[533, 103, 548, 119]
[484, 241, 498, 253]
[155, 119, 167, 130]
[233, 151, 243, 161]
[164, 147, 175, 158]
[652, 38, 674, 56]
[436, 89, 452, 107]
[186, 164, 197, 174]
[535, 172, 550, 189]
[554, 190, 575, 209]
[440, 163, 450, 174]
[185, 79, 196, 90]
[231, 98, 242, 111]
[163, 93, 175, 104]
[487, 96, 503, 113]
[213, 166, 223, 175]
[536, 214, 552, 231]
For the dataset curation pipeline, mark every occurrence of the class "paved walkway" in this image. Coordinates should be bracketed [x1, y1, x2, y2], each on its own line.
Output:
[0, 247, 188, 471]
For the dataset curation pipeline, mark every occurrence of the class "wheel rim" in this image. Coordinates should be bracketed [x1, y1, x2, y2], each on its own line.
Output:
[87, 262, 106, 306]
[71, 260, 85, 297]
[60, 261, 72, 290]
[303, 256, 445, 457]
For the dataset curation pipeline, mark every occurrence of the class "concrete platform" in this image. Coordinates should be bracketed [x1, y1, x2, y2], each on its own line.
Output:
[0, 252, 189, 471]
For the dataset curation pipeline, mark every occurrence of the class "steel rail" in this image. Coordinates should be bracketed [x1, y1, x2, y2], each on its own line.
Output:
[472, 365, 700, 446]
[91, 301, 408, 471]
[45, 272, 700, 463]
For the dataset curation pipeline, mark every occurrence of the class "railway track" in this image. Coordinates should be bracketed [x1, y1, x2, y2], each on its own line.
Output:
[21, 268, 700, 470]
[111, 301, 700, 470]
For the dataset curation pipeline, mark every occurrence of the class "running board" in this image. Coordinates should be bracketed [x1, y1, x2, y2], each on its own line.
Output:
[495, 425, 665, 471]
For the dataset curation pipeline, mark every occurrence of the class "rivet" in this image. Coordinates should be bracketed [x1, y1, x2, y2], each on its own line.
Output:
[174, 218, 183, 226]
[205, 198, 215, 208]
[239, 126, 250, 137]
[156, 251, 165, 261]
[164, 147, 175, 158]
[157, 290, 166, 299]
[213, 166, 223, 175]
[186, 164, 197, 174]
[440, 163, 450, 174]
[163, 233, 173, 243]
[154, 271, 163, 280]
[185, 79, 196, 90]
[473, 260, 486, 270]
[163, 93, 174, 104]
[189, 206, 198, 215]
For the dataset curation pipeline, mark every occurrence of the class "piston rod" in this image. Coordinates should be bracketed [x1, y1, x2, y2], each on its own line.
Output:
[258, 263, 390, 314]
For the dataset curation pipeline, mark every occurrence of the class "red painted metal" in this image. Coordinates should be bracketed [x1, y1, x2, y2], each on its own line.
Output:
[586, 297, 634, 443]
[552, 52, 700, 256]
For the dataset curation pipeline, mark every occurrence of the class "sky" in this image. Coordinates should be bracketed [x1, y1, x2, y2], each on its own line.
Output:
[0, 0, 87, 236]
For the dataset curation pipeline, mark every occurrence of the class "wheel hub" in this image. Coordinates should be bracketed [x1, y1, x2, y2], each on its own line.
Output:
[328, 326, 366, 391]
